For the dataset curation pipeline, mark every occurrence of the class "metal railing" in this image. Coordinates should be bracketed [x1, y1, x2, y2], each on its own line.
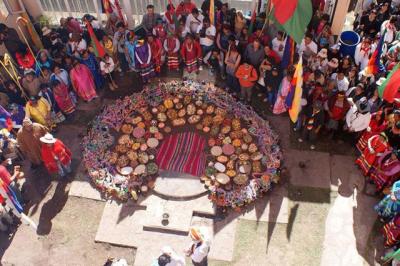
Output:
[39, 0, 254, 26]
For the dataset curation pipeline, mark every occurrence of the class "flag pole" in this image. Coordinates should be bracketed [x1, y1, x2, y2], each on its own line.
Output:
[16, 17, 45, 77]
[258, 0, 272, 38]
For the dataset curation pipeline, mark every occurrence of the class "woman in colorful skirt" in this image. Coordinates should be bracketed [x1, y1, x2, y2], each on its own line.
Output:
[273, 71, 294, 115]
[50, 79, 76, 115]
[164, 33, 180, 71]
[356, 111, 388, 152]
[356, 133, 390, 176]
[180, 34, 202, 75]
[375, 180, 400, 220]
[370, 150, 400, 192]
[70, 59, 98, 102]
[135, 39, 155, 83]
[147, 33, 164, 74]
[81, 50, 104, 89]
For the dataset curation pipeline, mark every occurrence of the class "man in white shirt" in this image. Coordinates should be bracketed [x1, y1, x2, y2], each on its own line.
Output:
[298, 32, 318, 62]
[185, 227, 211, 266]
[331, 71, 349, 92]
[197, 17, 216, 59]
[346, 97, 371, 132]
[271, 31, 286, 59]
[185, 8, 204, 35]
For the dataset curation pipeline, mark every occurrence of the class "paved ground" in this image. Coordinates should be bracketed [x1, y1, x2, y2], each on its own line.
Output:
[0, 70, 385, 266]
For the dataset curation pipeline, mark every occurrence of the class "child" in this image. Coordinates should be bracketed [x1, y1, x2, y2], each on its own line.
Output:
[100, 54, 118, 91]
[50, 79, 76, 116]
[181, 33, 202, 77]
[164, 33, 180, 71]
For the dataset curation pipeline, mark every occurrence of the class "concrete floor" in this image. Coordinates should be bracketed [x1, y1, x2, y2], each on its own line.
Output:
[0, 70, 385, 266]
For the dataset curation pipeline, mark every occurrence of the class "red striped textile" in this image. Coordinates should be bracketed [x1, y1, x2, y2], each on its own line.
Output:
[156, 131, 206, 176]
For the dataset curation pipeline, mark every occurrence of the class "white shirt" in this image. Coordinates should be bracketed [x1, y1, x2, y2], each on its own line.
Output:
[100, 57, 115, 74]
[272, 37, 285, 58]
[354, 43, 372, 70]
[190, 240, 210, 263]
[346, 105, 371, 132]
[331, 73, 349, 92]
[69, 39, 87, 53]
[198, 24, 216, 47]
[185, 13, 204, 34]
[298, 39, 318, 59]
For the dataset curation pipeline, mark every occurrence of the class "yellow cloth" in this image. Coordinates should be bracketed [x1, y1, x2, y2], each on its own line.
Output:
[25, 98, 51, 126]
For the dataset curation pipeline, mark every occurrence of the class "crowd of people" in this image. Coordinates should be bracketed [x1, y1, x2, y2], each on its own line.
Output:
[0, 0, 398, 263]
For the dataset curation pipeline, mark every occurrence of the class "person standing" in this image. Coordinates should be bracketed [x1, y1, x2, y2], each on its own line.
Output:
[298, 32, 318, 63]
[40, 133, 72, 178]
[176, 0, 197, 18]
[185, 227, 211, 266]
[152, 246, 186, 266]
[16, 118, 48, 168]
[235, 61, 258, 103]
[297, 101, 326, 150]
[70, 59, 98, 102]
[181, 34, 202, 76]
[21, 69, 41, 97]
[185, 8, 204, 35]
[50, 79, 76, 115]
[224, 44, 241, 94]
[135, 38, 156, 83]
[141, 4, 162, 34]
[164, 33, 181, 71]
[100, 54, 118, 91]
[273, 70, 294, 114]
[25, 96, 53, 128]
[243, 39, 264, 70]
[113, 22, 130, 72]
[147, 33, 164, 74]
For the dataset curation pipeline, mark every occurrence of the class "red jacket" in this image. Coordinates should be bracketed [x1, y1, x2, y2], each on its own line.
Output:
[41, 140, 72, 173]
[235, 64, 258, 88]
[181, 40, 202, 62]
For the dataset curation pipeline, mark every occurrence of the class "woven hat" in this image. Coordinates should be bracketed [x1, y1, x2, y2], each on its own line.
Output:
[24, 68, 35, 76]
[189, 227, 203, 242]
[40, 133, 57, 144]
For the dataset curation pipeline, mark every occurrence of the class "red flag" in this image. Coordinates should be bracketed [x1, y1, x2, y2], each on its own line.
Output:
[86, 22, 106, 58]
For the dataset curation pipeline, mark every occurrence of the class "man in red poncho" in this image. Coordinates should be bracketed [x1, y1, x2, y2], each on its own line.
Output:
[40, 133, 72, 178]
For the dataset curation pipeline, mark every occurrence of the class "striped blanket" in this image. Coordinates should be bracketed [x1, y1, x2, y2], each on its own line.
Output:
[156, 131, 206, 176]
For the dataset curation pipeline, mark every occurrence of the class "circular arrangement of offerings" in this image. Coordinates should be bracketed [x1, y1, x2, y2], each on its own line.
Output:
[82, 81, 282, 209]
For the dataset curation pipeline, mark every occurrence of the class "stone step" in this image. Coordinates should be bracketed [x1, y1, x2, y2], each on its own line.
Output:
[153, 171, 208, 201]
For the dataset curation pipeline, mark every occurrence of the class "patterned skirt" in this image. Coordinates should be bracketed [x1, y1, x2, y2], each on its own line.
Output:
[185, 58, 198, 73]
[384, 214, 400, 247]
[167, 54, 179, 70]
[356, 132, 375, 152]
[139, 63, 156, 82]
[355, 155, 373, 176]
